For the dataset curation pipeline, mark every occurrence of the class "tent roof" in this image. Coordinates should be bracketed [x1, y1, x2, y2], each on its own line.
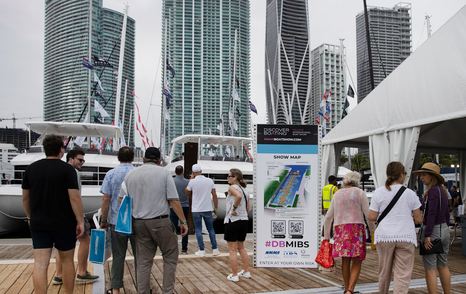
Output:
[322, 6, 466, 149]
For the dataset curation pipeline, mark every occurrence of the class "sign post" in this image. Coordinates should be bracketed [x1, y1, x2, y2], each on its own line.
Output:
[254, 124, 320, 268]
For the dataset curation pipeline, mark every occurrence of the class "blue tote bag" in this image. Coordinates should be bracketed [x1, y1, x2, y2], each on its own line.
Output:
[89, 229, 109, 264]
[115, 195, 132, 235]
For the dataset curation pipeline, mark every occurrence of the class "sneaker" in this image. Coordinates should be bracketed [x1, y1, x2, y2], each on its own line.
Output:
[76, 271, 99, 283]
[52, 276, 63, 285]
[181, 250, 188, 255]
[238, 270, 251, 278]
[194, 250, 206, 257]
[212, 248, 220, 256]
[227, 273, 239, 282]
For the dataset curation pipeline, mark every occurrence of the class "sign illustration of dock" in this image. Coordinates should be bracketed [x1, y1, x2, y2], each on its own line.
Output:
[264, 165, 310, 209]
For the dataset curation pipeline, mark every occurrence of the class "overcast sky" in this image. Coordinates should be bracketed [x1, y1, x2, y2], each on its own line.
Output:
[1, 0, 465, 146]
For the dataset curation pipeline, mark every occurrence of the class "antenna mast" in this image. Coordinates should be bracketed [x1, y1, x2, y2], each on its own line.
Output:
[425, 15, 432, 38]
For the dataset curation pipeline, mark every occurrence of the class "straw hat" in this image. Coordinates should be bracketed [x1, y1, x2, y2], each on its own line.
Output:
[413, 162, 445, 184]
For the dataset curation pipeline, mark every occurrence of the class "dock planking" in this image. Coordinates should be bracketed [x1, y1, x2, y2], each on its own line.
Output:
[0, 234, 465, 293]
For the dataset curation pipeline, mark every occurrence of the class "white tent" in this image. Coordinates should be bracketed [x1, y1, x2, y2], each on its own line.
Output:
[321, 6, 466, 201]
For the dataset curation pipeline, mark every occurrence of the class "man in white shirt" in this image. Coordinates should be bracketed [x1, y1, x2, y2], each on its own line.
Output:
[186, 164, 220, 256]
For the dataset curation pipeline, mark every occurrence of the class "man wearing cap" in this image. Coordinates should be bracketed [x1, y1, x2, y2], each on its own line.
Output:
[185, 163, 220, 257]
[120, 147, 188, 294]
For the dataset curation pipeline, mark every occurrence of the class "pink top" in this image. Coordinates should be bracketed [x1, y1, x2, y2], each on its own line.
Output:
[323, 186, 370, 239]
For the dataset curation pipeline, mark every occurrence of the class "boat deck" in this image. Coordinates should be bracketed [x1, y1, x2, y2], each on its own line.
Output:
[0, 231, 465, 293]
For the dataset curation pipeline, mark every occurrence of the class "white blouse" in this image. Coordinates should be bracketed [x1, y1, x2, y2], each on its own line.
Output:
[369, 184, 421, 245]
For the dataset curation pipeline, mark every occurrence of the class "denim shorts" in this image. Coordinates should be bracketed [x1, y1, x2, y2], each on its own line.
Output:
[421, 223, 450, 268]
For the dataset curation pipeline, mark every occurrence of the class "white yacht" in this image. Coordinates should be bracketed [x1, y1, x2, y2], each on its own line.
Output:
[165, 134, 254, 219]
[0, 121, 128, 235]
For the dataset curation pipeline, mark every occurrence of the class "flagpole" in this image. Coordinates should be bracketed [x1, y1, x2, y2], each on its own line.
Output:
[87, 0, 92, 150]
[161, 17, 168, 157]
[114, 3, 128, 151]
[121, 79, 128, 134]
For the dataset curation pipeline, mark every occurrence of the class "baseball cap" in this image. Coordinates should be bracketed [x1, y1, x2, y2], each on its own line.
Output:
[144, 147, 160, 160]
[192, 164, 202, 173]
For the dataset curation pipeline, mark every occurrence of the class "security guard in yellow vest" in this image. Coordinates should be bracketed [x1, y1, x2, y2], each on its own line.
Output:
[322, 175, 338, 214]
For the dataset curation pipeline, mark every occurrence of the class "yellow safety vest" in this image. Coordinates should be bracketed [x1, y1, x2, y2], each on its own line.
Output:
[322, 184, 338, 209]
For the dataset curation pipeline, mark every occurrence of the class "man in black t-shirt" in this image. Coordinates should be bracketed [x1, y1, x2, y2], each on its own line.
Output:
[22, 134, 84, 293]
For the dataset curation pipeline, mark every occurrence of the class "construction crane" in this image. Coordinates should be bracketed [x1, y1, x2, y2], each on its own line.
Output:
[0, 114, 42, 128]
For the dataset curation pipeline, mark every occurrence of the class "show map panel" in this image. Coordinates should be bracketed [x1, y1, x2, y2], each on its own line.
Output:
[255, 124, 320, 268]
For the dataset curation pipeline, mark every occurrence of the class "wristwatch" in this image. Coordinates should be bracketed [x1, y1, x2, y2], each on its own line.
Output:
[180, 220, 187, 225]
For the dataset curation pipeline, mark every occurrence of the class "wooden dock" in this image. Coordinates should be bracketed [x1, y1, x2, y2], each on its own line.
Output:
[0, 232, 465, 293]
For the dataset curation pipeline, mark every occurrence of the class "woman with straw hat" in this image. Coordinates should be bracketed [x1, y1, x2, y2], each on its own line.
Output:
[413, 162, 451, 294]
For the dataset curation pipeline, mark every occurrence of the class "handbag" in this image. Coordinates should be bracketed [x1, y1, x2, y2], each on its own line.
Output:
[419, 187, 444, 255]
[115, 194, 133, 235]
[315, 239, 334, 268]
[89, 229, 111, 264]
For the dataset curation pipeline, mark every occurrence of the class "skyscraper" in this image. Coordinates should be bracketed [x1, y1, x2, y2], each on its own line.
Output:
[44, 0, 135, 144]
[265, 0, 311, 125]
[356, 3, 411, 102]
[161, 0, 250, 152]
[311, 43, 347, 134]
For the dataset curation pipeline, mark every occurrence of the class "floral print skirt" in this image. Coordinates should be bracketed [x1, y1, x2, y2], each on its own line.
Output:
[332, 223, 366, 260]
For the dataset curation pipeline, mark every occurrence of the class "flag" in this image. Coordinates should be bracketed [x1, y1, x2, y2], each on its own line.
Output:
[92, 55, 113, 68]
[93, 72, 105, 92]
[94, 99, 110, 118]
[231, 87, 240, 102]
[82, 57, 93, 70]
[347, 85, 355, 97]
[341, 97, 350, 119]
[74, 136, 86, 147]
[163, 88, 173, 107]
[249, 100, 257, 114]
[163, 80, 173, 108]
[166, 58, 175, 78]
[315, 116, 320, 124]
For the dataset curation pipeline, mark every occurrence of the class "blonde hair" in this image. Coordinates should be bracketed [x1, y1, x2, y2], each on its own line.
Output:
[230, 168, 246, 188]
[342, 171, 361, 187]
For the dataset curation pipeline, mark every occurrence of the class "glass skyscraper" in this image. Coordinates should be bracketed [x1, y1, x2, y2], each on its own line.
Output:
[265, 0, 311, 125]
[356, 3, 411, 102]
[161, 0, 251, 152]
[44, 0, 135, 144]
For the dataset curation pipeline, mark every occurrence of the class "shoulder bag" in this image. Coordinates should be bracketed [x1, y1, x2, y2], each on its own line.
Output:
[419, 187, 444, 255]
[376, 186, 407, 225]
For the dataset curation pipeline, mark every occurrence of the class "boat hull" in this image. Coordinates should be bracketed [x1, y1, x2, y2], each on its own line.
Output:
[0, 184, 103, 235]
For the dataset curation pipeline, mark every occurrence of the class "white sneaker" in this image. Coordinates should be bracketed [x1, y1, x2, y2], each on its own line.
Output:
[238, 270, 251, 278]
[194, 250, 205, 257]
[227, 273, 239, 282]
[212, 248, 220, 256]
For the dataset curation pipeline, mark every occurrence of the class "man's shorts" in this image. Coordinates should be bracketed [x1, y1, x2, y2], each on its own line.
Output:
[224, 220, 248, 242]
[30, 229, 77, 251]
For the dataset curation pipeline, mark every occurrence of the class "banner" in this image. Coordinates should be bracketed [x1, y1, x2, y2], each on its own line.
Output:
[255, 124, 320, 268]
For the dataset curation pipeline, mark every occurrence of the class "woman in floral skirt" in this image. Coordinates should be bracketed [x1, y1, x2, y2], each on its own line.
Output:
[323, 171, 371, 294]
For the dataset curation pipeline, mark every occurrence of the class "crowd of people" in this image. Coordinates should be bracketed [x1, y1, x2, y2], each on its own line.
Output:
[21, 134, 463, 293]
[323, 161, 456, 294]
[22, 134, 250, 293]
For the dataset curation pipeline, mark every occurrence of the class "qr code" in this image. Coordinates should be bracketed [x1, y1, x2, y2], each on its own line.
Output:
[271, 220, 286, 235]
[289, 220, 304, 235]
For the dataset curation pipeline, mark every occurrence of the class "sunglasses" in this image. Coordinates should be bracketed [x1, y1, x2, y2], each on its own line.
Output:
[227, 175, 235, 178]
